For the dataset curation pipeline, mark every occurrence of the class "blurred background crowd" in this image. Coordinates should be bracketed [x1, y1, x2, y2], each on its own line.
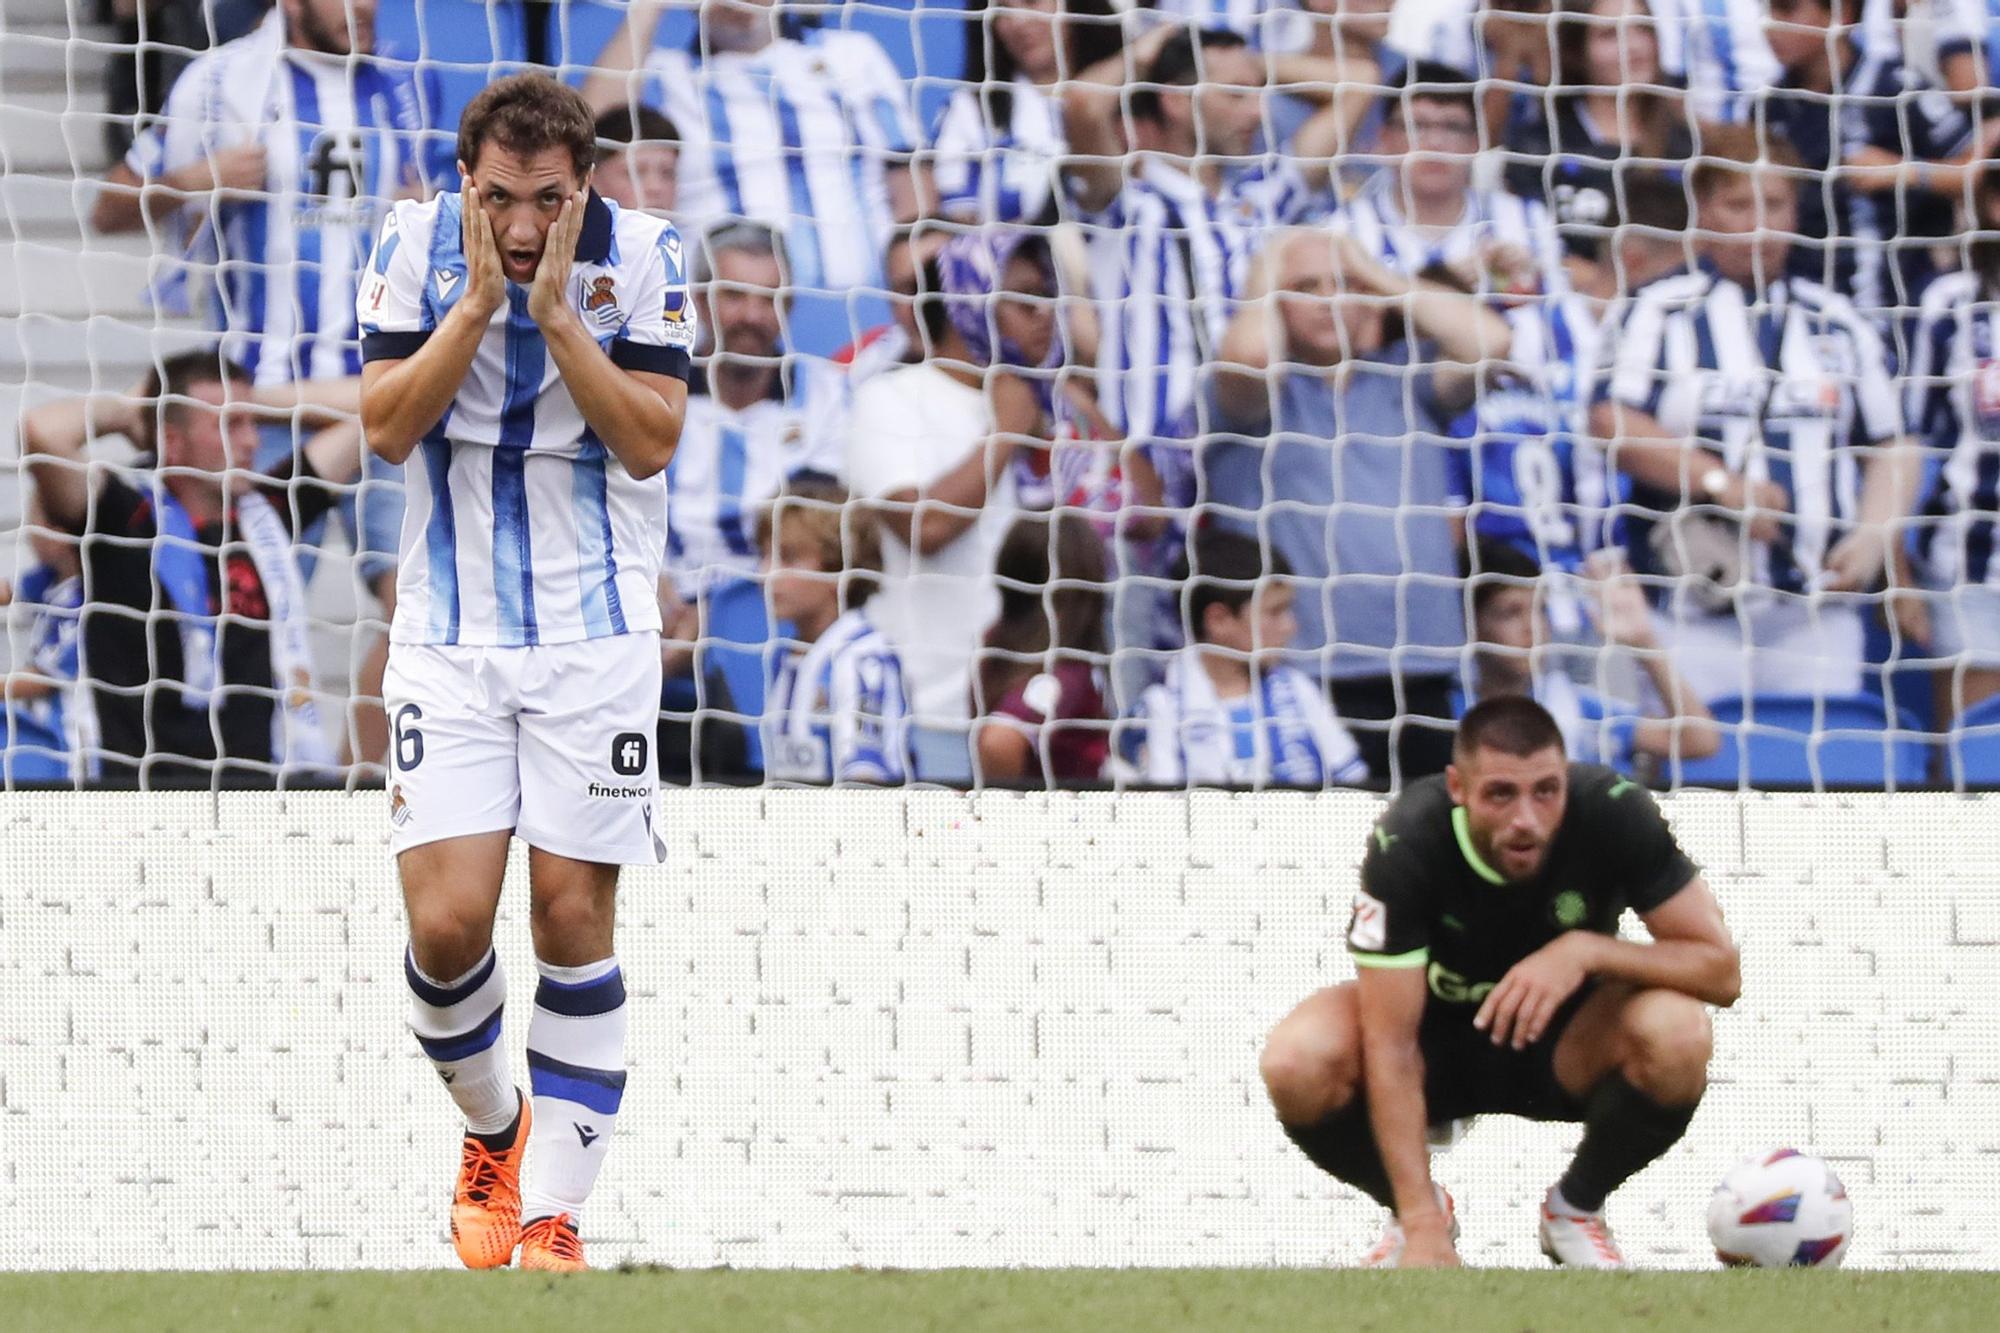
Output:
[4, 0, 2000, 790]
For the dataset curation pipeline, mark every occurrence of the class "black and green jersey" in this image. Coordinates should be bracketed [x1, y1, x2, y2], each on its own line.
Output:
[1347, 764, 1698, 1017]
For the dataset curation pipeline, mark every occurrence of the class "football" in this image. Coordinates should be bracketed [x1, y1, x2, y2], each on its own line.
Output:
[1706, 1149, 1854, 1268]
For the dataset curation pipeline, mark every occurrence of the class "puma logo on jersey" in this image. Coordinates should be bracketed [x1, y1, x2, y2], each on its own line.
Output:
[1608, 779, 1636, 799]
[1374, 825, 1399, 853]
[436, 269, 460, 296]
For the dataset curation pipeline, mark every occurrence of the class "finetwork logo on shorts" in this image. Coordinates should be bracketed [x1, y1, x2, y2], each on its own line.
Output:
[612, 732, 649, 776]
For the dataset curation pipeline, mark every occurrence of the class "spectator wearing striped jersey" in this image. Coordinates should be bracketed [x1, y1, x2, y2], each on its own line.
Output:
[1386, 0, 1556, 154]
[932, 0, 1122, 226]
[1205, 230, 1513, 783]
[1133, 527, 1368, 788]
[1590, 125, 1923, 705]
[1759, 0, 1991, 327]
[0, 494, 89, 783]
[1403, 0, 1780, 124]
[1892, 163, 2000, 724]
[581, 0, 926, 294]
[93, 0, 439, 385]
[974, 512, 1114, 785]
[1061, 25, 1378, 466]
[593, 106, 680, 216]
[1330, 62, 1565, 292]
[758, 476, 911, 785]
[1469, 540, 1720, 774]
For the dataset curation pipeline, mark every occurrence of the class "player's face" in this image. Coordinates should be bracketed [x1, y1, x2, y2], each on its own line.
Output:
[764, 537, 838, 629]
[1697, 171, 1797, 286]
[1449, 745, 1569, 882]
[163, 378, 261, 494]
[1388, 95, 1477, 200]
[286, 0, 374, 57]
[595, 143, 678, 215]
[465, 146, 589, 285]
[994, 253, 1057, 367]
[708, 248, 785, 357]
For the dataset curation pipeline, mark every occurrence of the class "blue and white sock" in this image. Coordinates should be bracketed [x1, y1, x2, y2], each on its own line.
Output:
[406, 948, 518, 1135]
[522, 955, 629, 1225]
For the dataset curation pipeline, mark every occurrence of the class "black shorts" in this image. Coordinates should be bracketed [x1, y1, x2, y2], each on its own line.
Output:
[1416, 982, 1597, 1125]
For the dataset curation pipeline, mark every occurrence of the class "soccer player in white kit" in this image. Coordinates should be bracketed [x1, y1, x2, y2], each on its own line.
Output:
[356, 74, 693, 1273]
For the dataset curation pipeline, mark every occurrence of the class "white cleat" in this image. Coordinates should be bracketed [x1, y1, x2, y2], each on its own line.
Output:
[1538, 1186, 1627, 1269]
[1359, 1184, 1459, 1268]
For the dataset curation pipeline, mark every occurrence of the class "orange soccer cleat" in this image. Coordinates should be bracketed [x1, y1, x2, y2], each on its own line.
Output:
[519, 1213, 587, 1273]
[450, 1094, 530, 1270]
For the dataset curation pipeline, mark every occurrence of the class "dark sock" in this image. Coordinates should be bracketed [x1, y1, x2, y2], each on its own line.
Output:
[470, 1092, 524, 1153]
[1281, 1100, 1395, 1209]
[1557, 1074, 1699, 1212]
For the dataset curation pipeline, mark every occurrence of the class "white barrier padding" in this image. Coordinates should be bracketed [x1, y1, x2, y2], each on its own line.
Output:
[1, 789, 1995, 1270]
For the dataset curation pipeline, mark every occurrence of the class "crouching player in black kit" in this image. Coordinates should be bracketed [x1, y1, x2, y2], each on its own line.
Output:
[1259, 698, 1740, 1268]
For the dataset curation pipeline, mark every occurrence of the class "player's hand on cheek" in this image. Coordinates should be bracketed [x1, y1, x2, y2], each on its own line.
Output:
[1475, 932, 1592, 1050]
[460, 181, 504, 320]
[530, 189, 585, 330]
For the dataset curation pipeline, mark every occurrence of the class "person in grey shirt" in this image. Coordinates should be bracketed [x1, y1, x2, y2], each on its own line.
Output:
[1203, 231, 1512, 783]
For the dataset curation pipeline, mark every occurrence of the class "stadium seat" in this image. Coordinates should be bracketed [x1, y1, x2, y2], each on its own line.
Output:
[1670, 695, 1930, 789]
[702, 575, 777, 769]
[1945, 693, 2000, 789]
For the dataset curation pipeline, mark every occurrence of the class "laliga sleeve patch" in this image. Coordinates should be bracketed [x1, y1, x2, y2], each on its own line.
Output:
[1348, 888, 1389, 953]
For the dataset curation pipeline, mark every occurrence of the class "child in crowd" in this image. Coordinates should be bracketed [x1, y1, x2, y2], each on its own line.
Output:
[1134, 528, 1367, 787]
[759, 476, 912, 785]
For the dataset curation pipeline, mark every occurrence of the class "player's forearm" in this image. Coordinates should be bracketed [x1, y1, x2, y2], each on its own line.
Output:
[1360, 1037, 1439, 1221]
[1593, 401, 1719, 497]
[1577, 933, 1741, 1008]
[1856, 437, 1921, 532]
[579, 2, 667, 116]
[361, 305, 492, 462]
[539, 317, 683, 480]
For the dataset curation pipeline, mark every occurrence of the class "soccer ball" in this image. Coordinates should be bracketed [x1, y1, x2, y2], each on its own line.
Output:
[1706, 1149, 1854, 1268]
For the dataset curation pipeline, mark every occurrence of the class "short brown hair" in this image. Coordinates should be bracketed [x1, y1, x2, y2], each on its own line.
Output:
[756, 474, 882, 609]
[457, 73, 597, 182]
[137, 348, 252, 452]
[1454, 696, 1566, 763]
[1688, 121, 1802, 200]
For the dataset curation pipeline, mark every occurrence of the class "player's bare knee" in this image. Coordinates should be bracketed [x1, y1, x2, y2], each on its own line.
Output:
[1259, 1025, 1360, 1124]
[1619, 991, 1712, 1092]
[406, 900, 495, 980]
[528, 887, 616, 964]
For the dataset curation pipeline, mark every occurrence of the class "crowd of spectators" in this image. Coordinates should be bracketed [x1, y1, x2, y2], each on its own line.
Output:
[7, 0, 2000, 789]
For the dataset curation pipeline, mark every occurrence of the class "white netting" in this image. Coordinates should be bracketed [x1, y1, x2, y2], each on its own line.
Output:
[2, 0, 1999, 790]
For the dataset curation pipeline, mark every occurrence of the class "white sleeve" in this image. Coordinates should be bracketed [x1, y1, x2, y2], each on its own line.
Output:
[1298, 676, 1370, 784]
[122, 52, 231, 185]
[1136, 685, 1184, 785]
[612, 221, 698, 380]
[357, 199, 435, 359]
[930, 91, 985, 219]
[834, 34, 920, 156]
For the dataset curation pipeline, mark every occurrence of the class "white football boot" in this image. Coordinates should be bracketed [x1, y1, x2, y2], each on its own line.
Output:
[1537, 1185, 1627, 1269]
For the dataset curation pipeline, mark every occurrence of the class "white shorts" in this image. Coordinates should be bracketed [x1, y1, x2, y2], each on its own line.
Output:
[382, 633, 665, 864]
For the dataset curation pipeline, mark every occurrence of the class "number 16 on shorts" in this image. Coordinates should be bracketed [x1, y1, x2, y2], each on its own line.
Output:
[382, 636, 667, 865]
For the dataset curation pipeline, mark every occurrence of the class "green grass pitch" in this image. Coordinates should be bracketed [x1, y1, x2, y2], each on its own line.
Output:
[8, 1269, 1998, 1332]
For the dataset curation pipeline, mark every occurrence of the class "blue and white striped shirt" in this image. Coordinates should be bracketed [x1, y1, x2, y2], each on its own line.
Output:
[765, 608, 911, 783]
[638, 29, 919, 291]
[1330, 169, 1566, 288]
[666, 382, 840, 601]
[930, 78, 1066, 225]
[125, 9, 439, 385]
[358, 191, 696, 647]
[1906, 272, 2000, 587]
[1083, 156, 1313, 454]
[1596, 265, 1902, 595]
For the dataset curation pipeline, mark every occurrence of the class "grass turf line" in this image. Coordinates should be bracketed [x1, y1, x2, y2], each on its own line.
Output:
[6, 1269, 1998, 1333]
